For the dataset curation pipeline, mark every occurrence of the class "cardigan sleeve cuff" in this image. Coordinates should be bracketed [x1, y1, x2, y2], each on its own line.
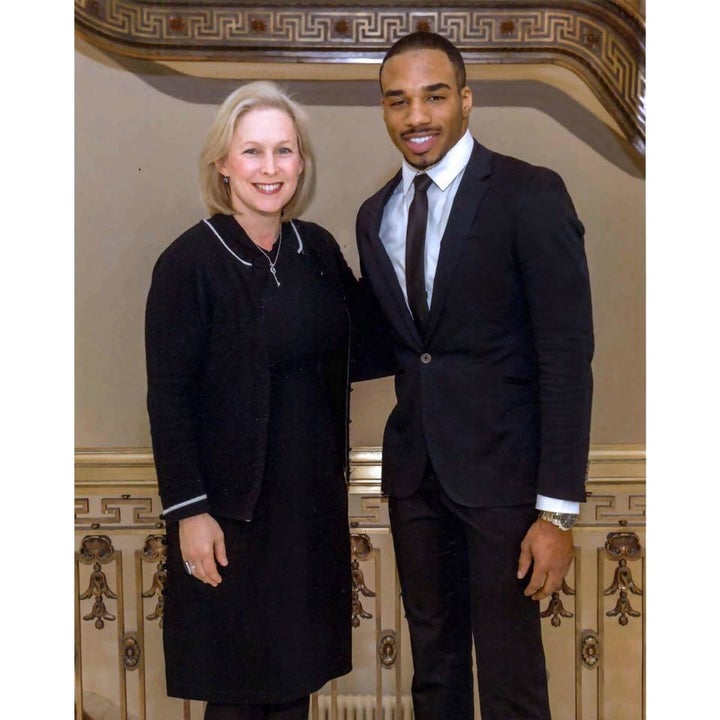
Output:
[160, 494, 210, 522]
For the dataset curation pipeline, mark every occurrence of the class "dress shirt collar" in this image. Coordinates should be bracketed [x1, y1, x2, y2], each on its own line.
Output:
[400, 129, 474, 197]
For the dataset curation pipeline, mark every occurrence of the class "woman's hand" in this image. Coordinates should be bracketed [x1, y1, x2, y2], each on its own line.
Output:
[179, 513, 228, 587]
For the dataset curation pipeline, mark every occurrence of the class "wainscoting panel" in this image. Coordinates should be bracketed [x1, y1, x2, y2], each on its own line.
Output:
[75, 445, 645, 720]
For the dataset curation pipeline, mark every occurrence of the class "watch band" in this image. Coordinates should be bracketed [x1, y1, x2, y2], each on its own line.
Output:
[538, 510, 579, 531]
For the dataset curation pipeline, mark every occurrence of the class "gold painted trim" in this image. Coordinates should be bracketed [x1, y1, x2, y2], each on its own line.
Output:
[75, 446, 645, 529]
[76, 448, 158, 489]
[75, 1, 645, 153]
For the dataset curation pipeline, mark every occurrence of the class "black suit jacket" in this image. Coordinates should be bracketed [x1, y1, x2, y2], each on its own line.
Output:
[356, 141, 594, 507]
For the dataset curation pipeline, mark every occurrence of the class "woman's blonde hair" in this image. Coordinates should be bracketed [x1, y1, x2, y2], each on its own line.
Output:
[199, 81, 315, 220]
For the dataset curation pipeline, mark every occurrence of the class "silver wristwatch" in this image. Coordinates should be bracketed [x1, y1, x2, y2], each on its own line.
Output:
[538, 510, 579, 531]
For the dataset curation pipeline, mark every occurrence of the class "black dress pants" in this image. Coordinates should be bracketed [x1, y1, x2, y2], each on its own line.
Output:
[389, 467, 552, 720]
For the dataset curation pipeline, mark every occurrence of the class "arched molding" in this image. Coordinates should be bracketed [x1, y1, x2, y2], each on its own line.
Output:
[75, 1, 645, 152]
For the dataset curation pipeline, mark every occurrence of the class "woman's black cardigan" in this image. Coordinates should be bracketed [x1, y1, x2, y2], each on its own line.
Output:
[145, 215, 391, 523]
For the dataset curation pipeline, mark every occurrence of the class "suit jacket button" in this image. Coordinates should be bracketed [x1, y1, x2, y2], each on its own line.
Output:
[420, 353, 432, 364]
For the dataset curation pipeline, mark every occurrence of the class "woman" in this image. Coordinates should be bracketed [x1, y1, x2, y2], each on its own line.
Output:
[145, 82, 381, 720]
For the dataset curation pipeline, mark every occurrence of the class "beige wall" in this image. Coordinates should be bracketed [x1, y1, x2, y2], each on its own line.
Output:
[75, 38, 645, 449]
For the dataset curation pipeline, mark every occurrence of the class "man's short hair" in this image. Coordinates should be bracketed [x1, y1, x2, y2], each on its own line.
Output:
[380, 32, 467, 91]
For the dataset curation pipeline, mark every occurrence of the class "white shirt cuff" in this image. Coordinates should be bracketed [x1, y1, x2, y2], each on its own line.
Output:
[536, 494, 580, 514]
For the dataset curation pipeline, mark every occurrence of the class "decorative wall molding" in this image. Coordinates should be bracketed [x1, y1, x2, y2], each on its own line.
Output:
[75, 444, 645, 529]
[351, 533, 377, 627]
[75, 1, 645, 152]
[75, 443, 645, 719]
[75, 444, 644, 476]
[603, 530, 644, 626]
[77, 534, 118, 629]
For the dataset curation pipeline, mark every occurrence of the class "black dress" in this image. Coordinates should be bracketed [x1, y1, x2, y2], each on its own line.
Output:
[162, 220, 352, 704]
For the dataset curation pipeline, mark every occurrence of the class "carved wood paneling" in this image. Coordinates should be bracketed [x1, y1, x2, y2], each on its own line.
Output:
[351, 533, 377, 627]
[78, 535, 119, 630]
[75, 445, 644, 720]
[581, 629, 600, 668]
[603, 531, 644, 626]
[540, 578, 576, 627]
[75, 1, 645, 152]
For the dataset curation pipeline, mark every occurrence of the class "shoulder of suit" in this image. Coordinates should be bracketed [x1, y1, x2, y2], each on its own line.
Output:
[482, 146, 563, 186]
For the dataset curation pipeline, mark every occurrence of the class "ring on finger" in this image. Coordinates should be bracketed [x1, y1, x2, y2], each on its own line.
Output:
[183, 560, 195, 575]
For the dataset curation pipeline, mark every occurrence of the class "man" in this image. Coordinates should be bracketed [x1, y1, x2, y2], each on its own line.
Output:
[355, 32, 594, 720]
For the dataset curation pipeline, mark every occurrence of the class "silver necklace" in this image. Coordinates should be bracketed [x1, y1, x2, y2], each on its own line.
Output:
[252, 231, 282, 287]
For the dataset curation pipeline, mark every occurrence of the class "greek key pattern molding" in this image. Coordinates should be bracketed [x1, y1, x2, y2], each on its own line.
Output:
[75, 1, 645, 152]
[75, 495, 164, 530]
[75, 445, 645, 530]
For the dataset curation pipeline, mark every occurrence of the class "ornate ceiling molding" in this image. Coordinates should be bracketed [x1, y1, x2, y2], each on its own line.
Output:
[75, 1, 645, 153]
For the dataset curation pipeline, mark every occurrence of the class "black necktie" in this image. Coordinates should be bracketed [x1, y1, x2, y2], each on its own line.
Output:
[405, 173, 433, 333]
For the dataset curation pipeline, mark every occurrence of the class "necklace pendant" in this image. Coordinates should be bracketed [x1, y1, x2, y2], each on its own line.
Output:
[270, 266, 280, 287]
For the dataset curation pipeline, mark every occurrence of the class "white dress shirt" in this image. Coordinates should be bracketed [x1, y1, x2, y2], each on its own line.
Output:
[379, 130, 580, 516]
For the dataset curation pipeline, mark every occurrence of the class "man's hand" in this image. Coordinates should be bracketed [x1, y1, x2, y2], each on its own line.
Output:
[516, 519, 574, 600]
[179, 513, 228, 587]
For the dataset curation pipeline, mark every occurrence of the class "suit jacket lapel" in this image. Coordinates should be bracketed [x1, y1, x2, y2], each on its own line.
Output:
[424, 142, 493, 340]
[361, 171, 424, 344]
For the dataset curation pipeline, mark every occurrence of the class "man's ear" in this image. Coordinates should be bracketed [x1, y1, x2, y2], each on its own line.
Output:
[461, 86, 473, 118]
